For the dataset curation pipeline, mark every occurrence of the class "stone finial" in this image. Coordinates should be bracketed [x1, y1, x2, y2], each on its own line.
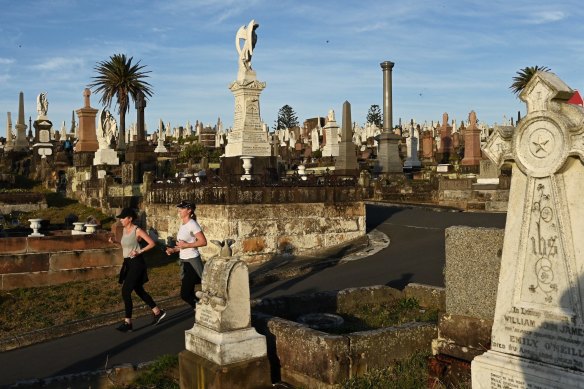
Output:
[442, 112, 449, 127]
[211, 239, 235, 258]
[83, 88, 91, 108]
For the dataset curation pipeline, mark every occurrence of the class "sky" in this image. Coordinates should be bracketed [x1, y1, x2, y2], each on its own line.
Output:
[0, 0, 583, 135]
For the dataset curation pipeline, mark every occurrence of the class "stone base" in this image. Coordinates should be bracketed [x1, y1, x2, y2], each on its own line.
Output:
[472, 351, 584, 388]
[93, 148, 119, 166]
[185, 325, 267, 365]
[179, 349, 271, 389]
[404, 159, 421, 168]
[73, 152, 96, 167]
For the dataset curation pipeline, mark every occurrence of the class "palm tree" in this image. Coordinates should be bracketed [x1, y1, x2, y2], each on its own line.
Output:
[88, 54, 153, 151]
[510, 66, 550, 96]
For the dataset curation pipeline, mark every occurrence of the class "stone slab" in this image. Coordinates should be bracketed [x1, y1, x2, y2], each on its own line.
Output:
[472, 351, 584, 388]
[179, 349, 271, 389]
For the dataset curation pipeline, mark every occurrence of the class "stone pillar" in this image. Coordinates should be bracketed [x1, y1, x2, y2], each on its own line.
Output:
[4, 112, 13, 152]
[334, 101, 359, 175]
[74, 88, 99, 152]
[13, 92, 29, 152]
[380, 61, 395, 131]
[461, 111, 482, 166]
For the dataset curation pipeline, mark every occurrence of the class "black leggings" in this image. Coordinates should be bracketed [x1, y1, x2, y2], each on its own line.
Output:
[121, 257, 156, 318]
[181, 261, 201, 309]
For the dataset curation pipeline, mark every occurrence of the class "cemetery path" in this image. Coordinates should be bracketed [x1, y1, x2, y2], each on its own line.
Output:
[0, 204, 507, 387]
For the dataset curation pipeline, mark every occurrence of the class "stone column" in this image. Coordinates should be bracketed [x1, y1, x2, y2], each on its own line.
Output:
[4, 112, 13, 152]
[380, 61, 395, 132]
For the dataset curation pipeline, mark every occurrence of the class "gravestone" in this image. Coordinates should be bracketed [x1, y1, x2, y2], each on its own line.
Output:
[472, 71, 584, 387]
[93, 109, 119, 166]
[222, 20, 275, 179]
[461, 111, 482, 166]
[334, 101, 359, 175]
[404, 128, 421, 169]
[4, 112, 14, 152]
[322, 109, 340, 157]
[13, 92, 29, 152]
[74, 89, 99, 153]
[180, 240, 270, 389]
[437, 112, 453, 164]
[125, 91, 155, 163]
[376, 131, 402, 173]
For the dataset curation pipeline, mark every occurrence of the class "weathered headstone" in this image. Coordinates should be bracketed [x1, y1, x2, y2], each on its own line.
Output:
[472, 71, 584, 387]
[376, 131, 402, 173]
[180, 241, 270, 388]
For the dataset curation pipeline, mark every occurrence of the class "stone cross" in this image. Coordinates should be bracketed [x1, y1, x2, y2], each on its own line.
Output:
[473, 71, 584, 386]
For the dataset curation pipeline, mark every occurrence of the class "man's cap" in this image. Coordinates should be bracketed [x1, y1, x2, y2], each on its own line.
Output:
[116, 207, 137, 219]
[176, 200, 196, 210]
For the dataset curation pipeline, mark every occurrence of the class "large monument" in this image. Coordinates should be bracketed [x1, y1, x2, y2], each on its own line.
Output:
[222, 20, 274, 178]
[472, 72, 584, 387]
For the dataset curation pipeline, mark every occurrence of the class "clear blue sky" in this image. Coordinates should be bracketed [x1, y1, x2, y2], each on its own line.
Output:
[0, 0, 582, 134]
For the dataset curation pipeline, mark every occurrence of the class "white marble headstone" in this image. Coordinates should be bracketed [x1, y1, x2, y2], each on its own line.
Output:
[472, 71, 584, 388]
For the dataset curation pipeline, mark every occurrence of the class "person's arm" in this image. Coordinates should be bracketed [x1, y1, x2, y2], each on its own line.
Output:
[133, 228, 155, 256]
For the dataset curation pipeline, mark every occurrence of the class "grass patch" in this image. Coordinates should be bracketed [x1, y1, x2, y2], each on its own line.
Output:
[341, 352, 470, 389]
[0, 249, 182, 337]
[329, 297, 439, 334]
[112, 354, 179, 389]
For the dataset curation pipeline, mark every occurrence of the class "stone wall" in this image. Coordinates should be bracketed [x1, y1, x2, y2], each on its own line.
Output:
[0, 192, 47, 214]
[252, 284, 444, 388]
[144, 202, 366, 264]
[0, 233, 121, 290]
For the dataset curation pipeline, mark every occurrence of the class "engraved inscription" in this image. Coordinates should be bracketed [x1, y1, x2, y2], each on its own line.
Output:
[525, 180, 559, 303]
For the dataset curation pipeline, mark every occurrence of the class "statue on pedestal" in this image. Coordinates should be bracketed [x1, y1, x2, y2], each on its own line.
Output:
[236, 19, 259, 73]
[36, 92, 48, 118]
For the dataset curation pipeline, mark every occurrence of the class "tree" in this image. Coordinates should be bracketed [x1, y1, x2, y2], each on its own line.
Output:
[88, 54, 153, 151]
[366, 104, 382, 127]
[274, 105, 299, 130]
[179, 142, 208, 163]
[510, 66, 550, 96]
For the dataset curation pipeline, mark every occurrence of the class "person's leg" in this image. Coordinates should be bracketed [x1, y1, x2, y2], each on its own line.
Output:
[121, 280, 134, 320]
[180, 262, 198, 309]
[134, 283, 158, 311]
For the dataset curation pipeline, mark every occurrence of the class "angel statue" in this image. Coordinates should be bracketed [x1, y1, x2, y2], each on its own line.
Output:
[235, 19, 259, 73]
[36, 92, 48, 117]
[97, 109, 117, 149]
